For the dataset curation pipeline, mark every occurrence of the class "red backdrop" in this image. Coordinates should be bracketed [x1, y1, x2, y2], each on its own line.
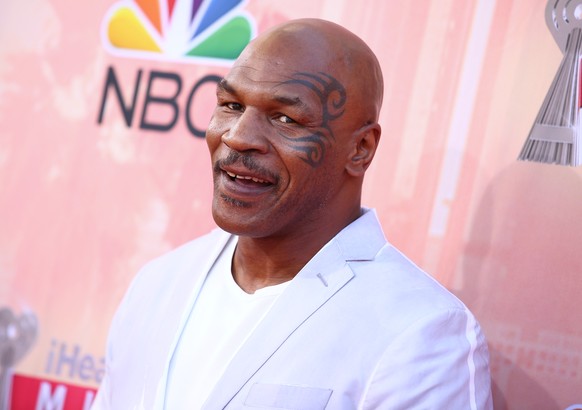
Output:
[1, 0, 580, 408]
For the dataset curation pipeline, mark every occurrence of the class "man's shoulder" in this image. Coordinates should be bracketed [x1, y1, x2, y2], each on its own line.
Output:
[332, 208, 466, 313]
[345, 243, 468, 324]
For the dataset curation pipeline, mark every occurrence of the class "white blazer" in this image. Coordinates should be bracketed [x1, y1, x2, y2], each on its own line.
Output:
[93, 209, 492, 409]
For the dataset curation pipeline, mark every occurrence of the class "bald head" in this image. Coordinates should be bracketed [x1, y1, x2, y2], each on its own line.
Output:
[234, 18, 384, 124]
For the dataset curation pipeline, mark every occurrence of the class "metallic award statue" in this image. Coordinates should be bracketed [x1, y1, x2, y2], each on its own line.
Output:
[0, 307, 38, 410]
[519, 0, 582, 166]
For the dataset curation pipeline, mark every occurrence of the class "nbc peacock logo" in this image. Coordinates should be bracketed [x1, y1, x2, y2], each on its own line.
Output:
[101, 0, 256, 64]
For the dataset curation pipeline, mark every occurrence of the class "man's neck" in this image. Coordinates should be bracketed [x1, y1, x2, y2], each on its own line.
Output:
[231, 208, 362, 294]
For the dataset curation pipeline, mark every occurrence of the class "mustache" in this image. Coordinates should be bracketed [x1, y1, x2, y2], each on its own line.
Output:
[214, 151, 279, 183]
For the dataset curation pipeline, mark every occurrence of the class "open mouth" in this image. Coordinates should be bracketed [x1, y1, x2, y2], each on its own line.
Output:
[225, 171, 271, 185]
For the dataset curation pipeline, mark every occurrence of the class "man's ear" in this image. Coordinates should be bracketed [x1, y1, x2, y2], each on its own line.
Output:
[346, 122, 381, 177]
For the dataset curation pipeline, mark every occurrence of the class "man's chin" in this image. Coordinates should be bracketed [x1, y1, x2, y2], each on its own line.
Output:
[212, 203, 253, 235]
[212, 209, 276, 239]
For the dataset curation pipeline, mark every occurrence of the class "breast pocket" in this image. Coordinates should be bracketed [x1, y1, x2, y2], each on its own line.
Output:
[243, 383, 333, 410]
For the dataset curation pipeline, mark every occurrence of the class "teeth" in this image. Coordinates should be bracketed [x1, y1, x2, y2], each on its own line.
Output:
[225, 171, 268, 184]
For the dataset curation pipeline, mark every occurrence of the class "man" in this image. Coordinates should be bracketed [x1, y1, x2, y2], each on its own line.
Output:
[93, 18, 492, 409]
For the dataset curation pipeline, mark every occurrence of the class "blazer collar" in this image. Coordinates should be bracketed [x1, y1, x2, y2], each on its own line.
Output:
[333, 207, 387, 261]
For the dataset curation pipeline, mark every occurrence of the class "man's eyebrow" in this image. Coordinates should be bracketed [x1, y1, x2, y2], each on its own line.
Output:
[217, 79, 236, 94]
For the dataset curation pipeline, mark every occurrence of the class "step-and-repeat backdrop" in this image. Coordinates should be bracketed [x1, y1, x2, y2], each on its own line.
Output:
[1, 0, 581, 408]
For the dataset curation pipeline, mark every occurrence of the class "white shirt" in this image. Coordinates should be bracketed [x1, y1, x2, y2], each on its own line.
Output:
[165, 238, 288, 409]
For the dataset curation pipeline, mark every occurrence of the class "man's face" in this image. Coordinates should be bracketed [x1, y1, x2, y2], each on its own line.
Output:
[206, 40, 353, 239]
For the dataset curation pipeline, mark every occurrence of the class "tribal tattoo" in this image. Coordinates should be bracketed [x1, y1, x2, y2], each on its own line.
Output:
[280, 72, 346, 167]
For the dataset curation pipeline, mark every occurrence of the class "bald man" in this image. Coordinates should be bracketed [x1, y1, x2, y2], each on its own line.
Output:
[93, 19, 492, 409]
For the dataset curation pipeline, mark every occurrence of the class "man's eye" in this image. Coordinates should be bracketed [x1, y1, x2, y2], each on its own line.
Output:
[277, 115, 295, 124]
[225, 102, 243, 111]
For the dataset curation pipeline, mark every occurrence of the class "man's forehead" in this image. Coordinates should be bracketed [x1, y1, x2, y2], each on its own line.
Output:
[231, 45, 315, 76]
[223, 63, 308, 92]
[227, 61, 285, 82]
[233, 28, 334, 76]
[220, 25, 353, 109]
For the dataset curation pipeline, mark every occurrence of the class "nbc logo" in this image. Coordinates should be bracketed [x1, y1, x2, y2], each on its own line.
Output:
[101, 0, 256, 64]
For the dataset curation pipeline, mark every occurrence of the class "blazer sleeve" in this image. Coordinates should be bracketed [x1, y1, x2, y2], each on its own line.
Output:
[360, 308, 493, 410]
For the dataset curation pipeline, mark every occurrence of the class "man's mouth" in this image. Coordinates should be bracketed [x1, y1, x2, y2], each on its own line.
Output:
[225, 171, 270, 185]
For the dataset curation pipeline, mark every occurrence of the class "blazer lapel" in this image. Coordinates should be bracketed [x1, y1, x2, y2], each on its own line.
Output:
[202, 240, 355, 409]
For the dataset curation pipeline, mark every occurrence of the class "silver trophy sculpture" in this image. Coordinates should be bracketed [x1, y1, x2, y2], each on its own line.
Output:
[0, 307, 38, 410]
[519, 0, 582, 166]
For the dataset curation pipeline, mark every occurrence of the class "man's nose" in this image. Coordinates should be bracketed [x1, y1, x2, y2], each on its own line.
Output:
[222, 108, 270, 154]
